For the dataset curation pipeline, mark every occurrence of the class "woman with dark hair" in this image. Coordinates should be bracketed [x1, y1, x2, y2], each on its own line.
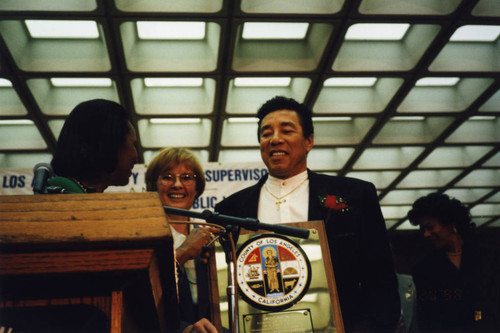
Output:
[408, 193, 500, 332]
[50, 99, 138, 193]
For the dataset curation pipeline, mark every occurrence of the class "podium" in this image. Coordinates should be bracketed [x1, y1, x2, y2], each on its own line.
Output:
[0, 192, 178, 333]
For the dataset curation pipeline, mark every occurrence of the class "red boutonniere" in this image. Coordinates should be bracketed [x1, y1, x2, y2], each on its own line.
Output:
[319, 194, 350, 212]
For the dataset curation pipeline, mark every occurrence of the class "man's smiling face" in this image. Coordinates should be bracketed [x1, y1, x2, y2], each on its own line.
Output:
[259, 109, 313, 179]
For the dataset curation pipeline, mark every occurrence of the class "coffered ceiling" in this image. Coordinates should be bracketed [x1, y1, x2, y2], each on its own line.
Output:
[0, 0, 499, 231]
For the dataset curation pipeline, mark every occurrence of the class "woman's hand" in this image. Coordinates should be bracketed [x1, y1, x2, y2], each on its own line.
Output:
[176, 226, 219, 266]
[183, 318, 218, 333]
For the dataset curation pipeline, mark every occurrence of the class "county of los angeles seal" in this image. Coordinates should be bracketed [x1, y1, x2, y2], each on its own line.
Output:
[236, 234, 311, 311]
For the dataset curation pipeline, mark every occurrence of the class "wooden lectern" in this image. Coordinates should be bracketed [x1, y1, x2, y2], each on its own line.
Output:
[0, 192, 178, 333]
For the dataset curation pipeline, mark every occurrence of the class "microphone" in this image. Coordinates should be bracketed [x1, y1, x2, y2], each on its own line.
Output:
[32, 162, 53, 194]
[163, 206, 310, 239]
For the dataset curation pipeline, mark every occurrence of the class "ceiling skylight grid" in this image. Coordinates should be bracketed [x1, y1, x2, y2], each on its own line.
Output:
[0, 0, 499, 232]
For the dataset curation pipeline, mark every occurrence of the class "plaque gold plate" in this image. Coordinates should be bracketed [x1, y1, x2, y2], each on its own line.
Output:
[243, 309, 313, 333]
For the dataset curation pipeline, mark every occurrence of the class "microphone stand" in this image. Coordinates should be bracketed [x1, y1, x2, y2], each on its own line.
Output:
[218, 225, 239, 333]
[163, 206, 310, 333]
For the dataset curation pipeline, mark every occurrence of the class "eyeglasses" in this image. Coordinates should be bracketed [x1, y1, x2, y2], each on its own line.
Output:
[159, 173, 197, 186]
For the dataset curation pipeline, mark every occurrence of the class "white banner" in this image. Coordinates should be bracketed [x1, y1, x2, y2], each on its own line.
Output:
[0, 162, 268, 211]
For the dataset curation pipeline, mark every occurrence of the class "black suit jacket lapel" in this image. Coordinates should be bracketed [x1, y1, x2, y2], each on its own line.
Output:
[307, 170, 328, 221]
[245, 174, 268, 218]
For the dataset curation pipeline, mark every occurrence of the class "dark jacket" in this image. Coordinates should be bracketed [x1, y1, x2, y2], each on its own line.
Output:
[215, 169, 401, 332]
[412, 241, 500, 333]
[176, 257, 211, 332]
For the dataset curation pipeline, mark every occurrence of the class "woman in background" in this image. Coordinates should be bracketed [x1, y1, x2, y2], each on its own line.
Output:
[408, 193, 500, 332]
[146, 147, 218, 333]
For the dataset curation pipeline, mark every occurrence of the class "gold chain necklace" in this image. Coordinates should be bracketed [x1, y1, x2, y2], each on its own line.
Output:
[71, 177, 88, 193]
[264, 177, 307, 211]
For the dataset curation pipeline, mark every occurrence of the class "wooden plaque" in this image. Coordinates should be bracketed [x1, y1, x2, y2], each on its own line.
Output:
[208, 221, 344, 333]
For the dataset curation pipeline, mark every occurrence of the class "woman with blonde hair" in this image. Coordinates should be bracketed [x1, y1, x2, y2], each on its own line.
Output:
[146, 147, 218, 333]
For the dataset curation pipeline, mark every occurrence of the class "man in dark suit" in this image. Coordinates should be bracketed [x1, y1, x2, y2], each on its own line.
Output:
[215, 96, 401, 332]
